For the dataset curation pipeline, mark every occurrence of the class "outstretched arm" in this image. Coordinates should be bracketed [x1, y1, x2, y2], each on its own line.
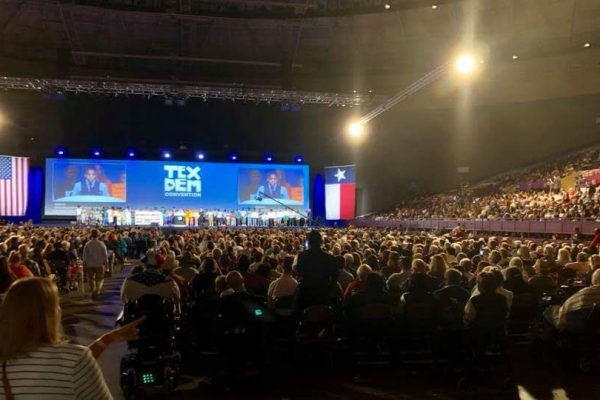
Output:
[88, 316, 145, 359]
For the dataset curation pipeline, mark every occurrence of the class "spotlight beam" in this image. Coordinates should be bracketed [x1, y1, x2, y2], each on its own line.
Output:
[357, 63, 449, 125]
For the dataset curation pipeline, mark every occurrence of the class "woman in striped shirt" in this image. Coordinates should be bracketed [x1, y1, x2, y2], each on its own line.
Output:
[0, 277, 142, 399]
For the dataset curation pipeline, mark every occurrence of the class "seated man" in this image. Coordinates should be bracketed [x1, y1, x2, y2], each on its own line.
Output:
[545, 269, 600, 332]
[218, 271, 264, 321]
[120, 250, 181, 306]
[464, 271, 508, 330]
[434, 268, 470, 307]
[267, 256, 298, 308]
[386, 256, 412, 294]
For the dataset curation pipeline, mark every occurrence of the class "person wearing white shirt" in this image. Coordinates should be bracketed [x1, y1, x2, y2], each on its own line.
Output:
[267, 256, 298, 308]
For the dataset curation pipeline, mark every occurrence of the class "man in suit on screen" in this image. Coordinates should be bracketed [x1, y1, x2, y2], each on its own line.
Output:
[70, 166, 110, 197]
[257, 172, 289, 200]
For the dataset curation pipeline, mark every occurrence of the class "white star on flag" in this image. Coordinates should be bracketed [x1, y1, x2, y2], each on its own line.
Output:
[334, 168, 346, 182]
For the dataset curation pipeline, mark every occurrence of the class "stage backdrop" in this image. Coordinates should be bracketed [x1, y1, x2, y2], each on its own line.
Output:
[45, 158, 309, 216]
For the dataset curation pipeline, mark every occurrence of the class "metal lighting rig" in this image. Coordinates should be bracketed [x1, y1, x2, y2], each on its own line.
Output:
[0, 76, 379, 107]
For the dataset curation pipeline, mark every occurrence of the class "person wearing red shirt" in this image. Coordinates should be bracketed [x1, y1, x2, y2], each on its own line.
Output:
[7, 252, 34, 279]
[590, 228, 600, 248]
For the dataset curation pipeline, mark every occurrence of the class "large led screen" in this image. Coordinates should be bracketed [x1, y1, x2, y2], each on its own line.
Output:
[45, 158, 310, 216]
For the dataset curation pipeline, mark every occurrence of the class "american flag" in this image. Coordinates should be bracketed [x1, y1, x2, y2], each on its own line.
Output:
[0, 156, 29, 216]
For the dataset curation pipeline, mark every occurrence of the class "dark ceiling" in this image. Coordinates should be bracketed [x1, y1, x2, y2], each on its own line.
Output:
[2, 0, 599, 96]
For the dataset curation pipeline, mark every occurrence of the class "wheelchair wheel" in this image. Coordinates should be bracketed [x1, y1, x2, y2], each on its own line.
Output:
[578, 355, 596, 374]
[120, 367, 137, 400]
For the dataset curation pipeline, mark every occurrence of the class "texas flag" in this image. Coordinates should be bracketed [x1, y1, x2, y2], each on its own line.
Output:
[325, 165, 356, 220]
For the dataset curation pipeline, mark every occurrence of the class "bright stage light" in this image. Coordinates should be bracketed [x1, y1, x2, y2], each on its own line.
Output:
[162, 151, 172, 159]
[295, 155, 304, 164]
[196, 152, 205, 160]
[347, 121, 365, 138]
[92, 148, 102, 158]
[55, 147, 67, 157]
[455, 54, 476, 75]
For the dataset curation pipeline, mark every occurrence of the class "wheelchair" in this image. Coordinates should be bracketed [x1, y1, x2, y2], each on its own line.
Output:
[543, 303, 600, 374]
[48, 259, 70, 294]
[118, 295, 181, 399]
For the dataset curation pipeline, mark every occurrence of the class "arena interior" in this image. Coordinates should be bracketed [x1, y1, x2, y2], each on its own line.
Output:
[2, 0, 600, 399]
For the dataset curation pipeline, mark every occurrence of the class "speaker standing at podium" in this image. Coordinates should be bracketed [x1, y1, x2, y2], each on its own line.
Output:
[257, 172, 289, 200]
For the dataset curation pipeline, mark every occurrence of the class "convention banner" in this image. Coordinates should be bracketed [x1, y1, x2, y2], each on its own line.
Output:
[45, 158, 309, 216]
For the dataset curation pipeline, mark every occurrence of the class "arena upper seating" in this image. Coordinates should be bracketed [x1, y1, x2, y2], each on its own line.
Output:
[361, 146, 600, 221]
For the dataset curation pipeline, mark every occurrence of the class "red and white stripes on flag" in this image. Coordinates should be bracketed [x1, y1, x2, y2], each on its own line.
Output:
[0, 156, 29, 216]
[325, 165, 356, 220]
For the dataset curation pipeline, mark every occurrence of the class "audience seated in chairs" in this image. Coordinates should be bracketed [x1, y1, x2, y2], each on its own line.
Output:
[463, 271, 511, 382]
[400, 258, 440, 294]
[343, 263, 372, 303]
[545, 269, 600, 333]
[564, 252, 591, 280]
[345, 272, 392, 319]
[470, 266, 513, 313]
[386, 256, 412, 295]
[529, 259, 558, 295]
[434, 268, 470, 315]
[267, 255, 298, 310]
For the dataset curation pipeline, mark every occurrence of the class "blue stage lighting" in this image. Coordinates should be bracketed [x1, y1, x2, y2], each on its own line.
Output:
[195, 152, 205, 160]
[92, 148, 102, 158]
[162, 150, 172, 159]
[126, 149, 136, 158]
[229, 153, 238, 161]
[55, 147, 67, 157]
[295, 155, 304, 164]
[264, 153, 274, 163]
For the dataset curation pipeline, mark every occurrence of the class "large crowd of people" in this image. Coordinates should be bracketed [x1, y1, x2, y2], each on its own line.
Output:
[365, 147, 600, 221]
[1, 223, 600, 397]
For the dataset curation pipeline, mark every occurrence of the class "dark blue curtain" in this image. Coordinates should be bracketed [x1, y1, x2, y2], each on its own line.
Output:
[312, 173, 325, 219]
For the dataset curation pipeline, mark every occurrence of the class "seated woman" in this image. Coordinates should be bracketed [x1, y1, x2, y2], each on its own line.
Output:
[0, 277, 143, 399]
[345, 272, 392, 319]
[343, 264, 372, 303]
[504, 266, 539, 296]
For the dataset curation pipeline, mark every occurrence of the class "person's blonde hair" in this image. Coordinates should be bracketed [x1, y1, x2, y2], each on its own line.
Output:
[590, 254, 600, 269]
[557, 248, 571, 264]
[356, 264, 373, 281]
[430, 254, 448, 277]
[0, 278, 63, 360]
